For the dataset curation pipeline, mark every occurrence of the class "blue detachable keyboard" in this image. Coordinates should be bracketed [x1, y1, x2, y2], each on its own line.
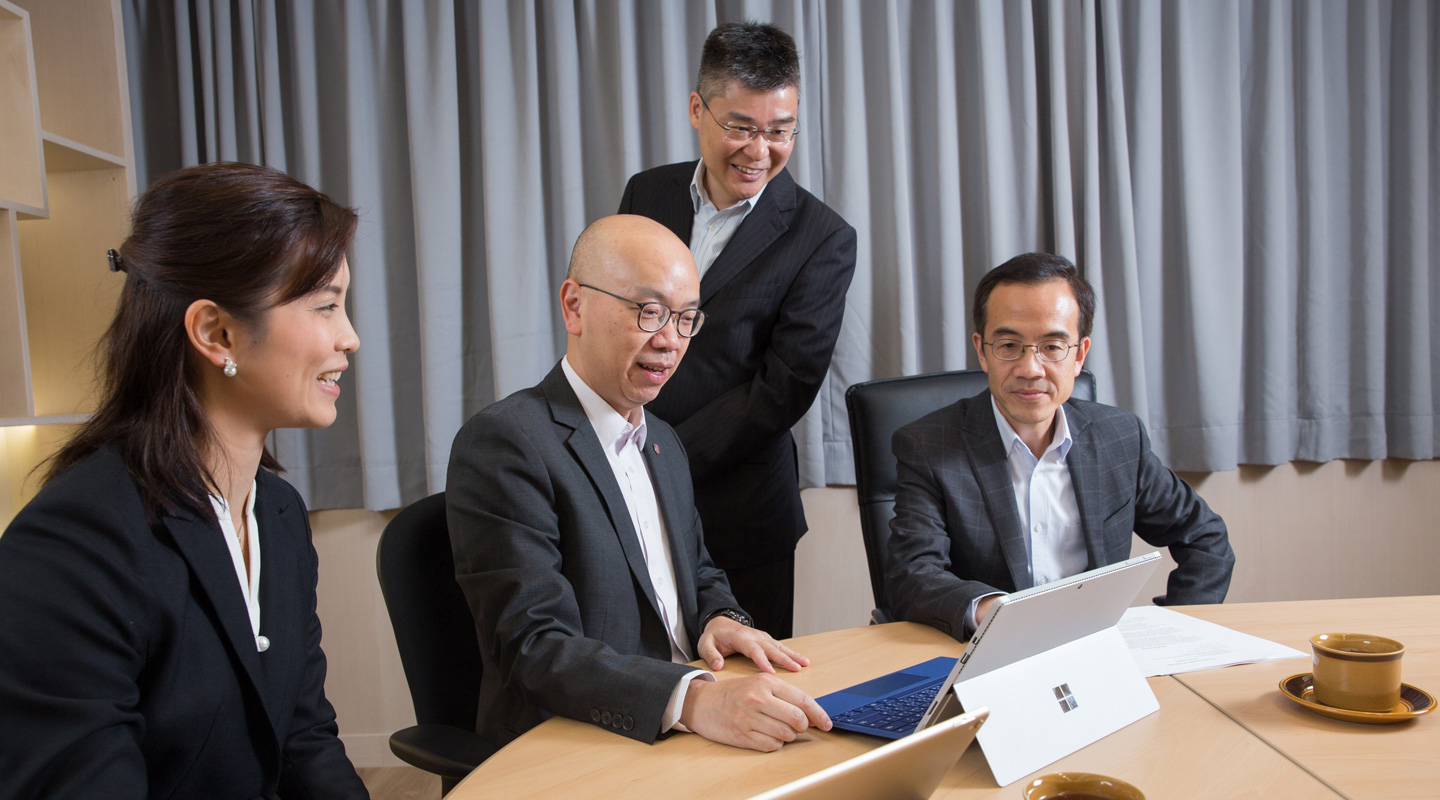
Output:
[828, 678, 943, 733]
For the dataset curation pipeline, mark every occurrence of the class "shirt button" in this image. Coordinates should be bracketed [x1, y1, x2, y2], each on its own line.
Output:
[1033, 524, 1042, 533]
[256, 635, 270, 652]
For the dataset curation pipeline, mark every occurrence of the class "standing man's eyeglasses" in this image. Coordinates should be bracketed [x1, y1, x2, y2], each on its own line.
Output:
[699, 96, 798, 144]
[578, 283, 707, 338]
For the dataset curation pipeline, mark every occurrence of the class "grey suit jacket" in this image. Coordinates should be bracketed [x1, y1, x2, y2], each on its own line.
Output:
[446, 362, 739, 747]
[619, 162, 857, 567]
[885, 391, 1235, 639]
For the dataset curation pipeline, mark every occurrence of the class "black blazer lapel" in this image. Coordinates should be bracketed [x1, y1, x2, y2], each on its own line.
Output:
[253, 474, 303, 739]
[541, 367, 666, 623]
[962, 393, 1035, 591]
[651, 164, 696, 245]
[1061, 403, 1109, 571]
[643, 435, 700, 645]
[698, 169, 797, 304]
[163, 511, 270, 719]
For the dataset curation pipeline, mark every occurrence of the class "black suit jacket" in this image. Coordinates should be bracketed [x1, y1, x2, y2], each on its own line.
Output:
[885, 392, 1235, 639]
[0, 446, 365, 800]
[446, 363, 739, 747]
[619, 162, 857, 567]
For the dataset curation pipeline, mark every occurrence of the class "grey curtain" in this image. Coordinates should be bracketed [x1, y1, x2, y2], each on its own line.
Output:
[123, 0, 1438, 511]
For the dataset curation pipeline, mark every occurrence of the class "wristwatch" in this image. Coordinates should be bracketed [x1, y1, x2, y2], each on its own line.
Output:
[703, 608, 753, 629]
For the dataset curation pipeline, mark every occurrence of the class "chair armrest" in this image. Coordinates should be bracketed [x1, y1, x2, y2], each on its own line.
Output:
[389, 724, 498, 780]
[870, 608, 894, 625]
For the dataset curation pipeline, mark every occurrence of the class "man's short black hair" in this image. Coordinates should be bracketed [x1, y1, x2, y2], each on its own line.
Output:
[973, 253, 1096, 339]
[695, 21, 800, 101]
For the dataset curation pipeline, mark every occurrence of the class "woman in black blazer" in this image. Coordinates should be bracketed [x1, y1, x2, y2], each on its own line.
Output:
[0, 163, 369, 799]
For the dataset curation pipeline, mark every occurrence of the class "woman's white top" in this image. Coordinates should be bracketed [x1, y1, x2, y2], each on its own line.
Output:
[208, 480, 266, 652]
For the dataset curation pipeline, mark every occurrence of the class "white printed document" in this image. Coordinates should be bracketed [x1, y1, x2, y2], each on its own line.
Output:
[1118, 605, 1306, 677]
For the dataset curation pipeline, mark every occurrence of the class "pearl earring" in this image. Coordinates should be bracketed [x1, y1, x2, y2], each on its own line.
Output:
[223, 357, 238, 378]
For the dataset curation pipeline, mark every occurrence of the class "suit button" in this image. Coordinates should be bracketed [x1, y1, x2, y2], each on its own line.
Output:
[622, 716, 633, 731]
[612, 716, 622, 728]
[591, 709, 601, 722]
[601, 711, 612, 725]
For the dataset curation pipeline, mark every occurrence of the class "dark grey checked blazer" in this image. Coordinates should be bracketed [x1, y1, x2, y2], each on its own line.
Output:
[885, 391, 1235, 639]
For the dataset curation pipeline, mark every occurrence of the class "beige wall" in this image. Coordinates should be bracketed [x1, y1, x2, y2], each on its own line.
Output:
[321, 459, 1440, 766]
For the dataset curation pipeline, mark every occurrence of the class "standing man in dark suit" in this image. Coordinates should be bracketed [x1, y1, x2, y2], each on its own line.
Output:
[618, 21, 857, 638]
[447, 215, 830, 752]
[885, 253, 1235, 641]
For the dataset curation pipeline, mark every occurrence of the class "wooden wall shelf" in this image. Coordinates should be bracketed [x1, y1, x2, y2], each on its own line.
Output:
[44, 132, 129, 172]
[0, 0, 133, 528]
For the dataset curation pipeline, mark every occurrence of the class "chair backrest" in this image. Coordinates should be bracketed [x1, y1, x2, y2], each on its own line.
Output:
[376, 491, 483, 732]
[844, 369, 1095, 616]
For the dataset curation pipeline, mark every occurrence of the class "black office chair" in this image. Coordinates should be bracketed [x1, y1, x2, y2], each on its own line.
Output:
[376, 491, 496, 795]
[845, 369, 1096, 622]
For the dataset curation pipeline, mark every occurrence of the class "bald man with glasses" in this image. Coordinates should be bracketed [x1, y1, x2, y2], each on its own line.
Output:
[884, 253, 1236, 642]
[447, 216, 830, 753]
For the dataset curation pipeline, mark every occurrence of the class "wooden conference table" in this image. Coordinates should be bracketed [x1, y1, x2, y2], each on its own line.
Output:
[1177, 596, 1439, 800]
[453, 597, 1436, 799]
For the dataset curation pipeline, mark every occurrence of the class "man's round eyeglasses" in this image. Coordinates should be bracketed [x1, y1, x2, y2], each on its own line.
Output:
[579, 283, 706, 338]
[700, 96, 798, 145]
[984, 339, 1079, 362]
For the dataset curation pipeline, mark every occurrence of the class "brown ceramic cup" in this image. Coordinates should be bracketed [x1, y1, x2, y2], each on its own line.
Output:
[1022, 772, 1146, 800]
[1309, 632, 1405, 712]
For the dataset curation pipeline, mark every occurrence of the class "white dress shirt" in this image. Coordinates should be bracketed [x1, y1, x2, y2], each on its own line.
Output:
[209, 481, 269, 653]
[561, 358, 711, 730]
[688, 160, 767, 277]
[964, 399, 1087, 633]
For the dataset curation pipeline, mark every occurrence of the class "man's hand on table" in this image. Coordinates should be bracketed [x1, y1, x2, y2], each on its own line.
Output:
[679, 673, 832, 752]
[683, 616, 831, 751]
[697, 616, 810, 673]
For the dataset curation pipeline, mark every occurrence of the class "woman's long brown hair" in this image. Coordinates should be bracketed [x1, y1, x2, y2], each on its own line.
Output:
[46, 162, 358, 521]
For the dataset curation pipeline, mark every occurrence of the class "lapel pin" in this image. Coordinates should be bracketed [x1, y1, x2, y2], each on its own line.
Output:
[653, 444, 660, 455]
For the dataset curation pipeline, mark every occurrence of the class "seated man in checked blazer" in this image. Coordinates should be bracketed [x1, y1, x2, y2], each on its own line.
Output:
[885, 253, 1235, 640]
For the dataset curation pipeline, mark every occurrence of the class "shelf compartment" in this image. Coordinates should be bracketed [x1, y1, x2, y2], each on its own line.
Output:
[21, 0, 130, 160]
[16, 167, 127, 417]
[0, 1, 45, 212]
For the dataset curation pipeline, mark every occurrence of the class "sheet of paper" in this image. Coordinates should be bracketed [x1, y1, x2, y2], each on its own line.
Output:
[1118, 605, 1307, 677]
